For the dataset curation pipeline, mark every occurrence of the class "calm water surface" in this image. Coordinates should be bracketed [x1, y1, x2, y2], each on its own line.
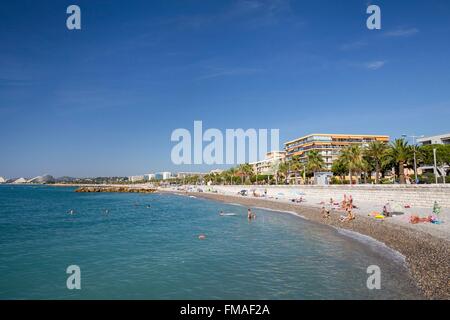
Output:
[0, 185, 422, 299]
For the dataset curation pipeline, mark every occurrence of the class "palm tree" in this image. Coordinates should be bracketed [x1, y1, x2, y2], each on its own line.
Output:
[306, 150, 325, 182]
[237, 163, 253, 185]
[364, 141, 388, 184]
[339, 145, 364, 184]
[270, 159, 282, 185]
[225, 167, 237, 185]
[277, 161, 289, 184]
[289, 155, 304, 184]
[386, 139, 412, 184]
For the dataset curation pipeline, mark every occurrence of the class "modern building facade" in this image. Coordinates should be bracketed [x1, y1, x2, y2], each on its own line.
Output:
[160, 172, 172, 180]
[284, 133, 389, 171]
[12, 177, 28, 184]
[417, 133, 450, 145]
[250, 151, 286, 175]
[129, 175, 145, 183]
[176, 172, 206, 179]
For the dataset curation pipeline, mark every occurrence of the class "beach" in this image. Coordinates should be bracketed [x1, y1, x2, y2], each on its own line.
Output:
[160, 186, 450, 300]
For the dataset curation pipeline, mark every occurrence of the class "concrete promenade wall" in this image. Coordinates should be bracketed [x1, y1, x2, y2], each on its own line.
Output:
[206, 184, 450, 208]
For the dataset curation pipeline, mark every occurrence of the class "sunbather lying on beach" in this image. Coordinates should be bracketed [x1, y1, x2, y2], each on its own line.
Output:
[410, 215, 432, 224]
[291, 197, 304, 203]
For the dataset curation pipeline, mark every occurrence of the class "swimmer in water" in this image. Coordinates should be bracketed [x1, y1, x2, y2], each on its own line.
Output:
[219, 210, 224, 216]
[248, 209, 256, 220]
[68, 209, 75, 215]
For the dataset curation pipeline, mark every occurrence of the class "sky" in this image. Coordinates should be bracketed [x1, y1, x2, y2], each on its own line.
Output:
[1, 0, 450, 178]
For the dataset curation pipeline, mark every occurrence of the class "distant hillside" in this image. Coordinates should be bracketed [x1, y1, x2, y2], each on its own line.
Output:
[55, 176, 77, 183]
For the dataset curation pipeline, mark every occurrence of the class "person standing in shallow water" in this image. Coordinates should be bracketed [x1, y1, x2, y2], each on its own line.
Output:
[248, 208, 256, 220]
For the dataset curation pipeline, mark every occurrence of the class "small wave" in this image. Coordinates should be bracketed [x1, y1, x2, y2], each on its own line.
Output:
[252, 207, 309, 220]
[334, 227, 406, 266]
[228, 203, 244, 207]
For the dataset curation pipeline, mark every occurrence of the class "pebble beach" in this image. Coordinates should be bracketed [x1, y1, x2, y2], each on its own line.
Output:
[163, 188, 450, 300]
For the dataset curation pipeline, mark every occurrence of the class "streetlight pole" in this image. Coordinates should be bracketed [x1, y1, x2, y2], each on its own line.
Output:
[433, 148, 438, 184]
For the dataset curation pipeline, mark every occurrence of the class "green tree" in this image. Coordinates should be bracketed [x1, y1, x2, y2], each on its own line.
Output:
[289, 155, 305, 184]
[386, 139, 413, 184]
[331, 158, 348, 182]
[277, 161, 290, 184]
[305, 150, 325, 183]
[418, 144, 450, 167]
[237, 163, 254, 185]
[364, 141, 389, 184]
[339, 145, 364, 184]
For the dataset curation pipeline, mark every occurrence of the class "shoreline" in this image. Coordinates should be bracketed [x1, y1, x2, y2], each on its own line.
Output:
[163, 189, 450, 300]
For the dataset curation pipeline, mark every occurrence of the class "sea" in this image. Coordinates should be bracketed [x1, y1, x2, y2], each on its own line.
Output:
[0, 185, 423, 299]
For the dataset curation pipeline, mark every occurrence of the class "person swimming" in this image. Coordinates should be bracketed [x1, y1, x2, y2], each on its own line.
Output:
[68, 209, 75, 215]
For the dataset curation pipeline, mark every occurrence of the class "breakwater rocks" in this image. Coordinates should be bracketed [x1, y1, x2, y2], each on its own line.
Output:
[75, 186, 157, 193]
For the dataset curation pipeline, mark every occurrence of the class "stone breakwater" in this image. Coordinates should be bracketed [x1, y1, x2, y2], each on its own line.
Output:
[75, 186, 157, 193]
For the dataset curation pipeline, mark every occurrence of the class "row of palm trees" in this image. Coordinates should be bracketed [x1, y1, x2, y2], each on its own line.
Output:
[227, 139, 414, 185]
[179, 139, 448, 185]
[331, 139, 415, 184]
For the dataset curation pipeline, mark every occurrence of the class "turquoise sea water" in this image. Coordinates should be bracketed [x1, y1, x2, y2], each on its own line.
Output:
[0, 185, 422, 299]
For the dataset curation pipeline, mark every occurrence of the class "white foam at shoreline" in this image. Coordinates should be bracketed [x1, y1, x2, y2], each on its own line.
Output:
[252, 206, 309, 220]
[189, 192, 409, 268]
[243, 199, 406, 266]
[333, 227, 407, 266]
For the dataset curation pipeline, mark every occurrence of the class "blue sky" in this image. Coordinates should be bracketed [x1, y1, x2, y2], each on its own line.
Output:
[1, 0, 450, 178]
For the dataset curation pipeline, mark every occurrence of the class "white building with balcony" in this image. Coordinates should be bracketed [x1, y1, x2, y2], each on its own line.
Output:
[250, 151, 286, 176]
[417, 133, 450, 145]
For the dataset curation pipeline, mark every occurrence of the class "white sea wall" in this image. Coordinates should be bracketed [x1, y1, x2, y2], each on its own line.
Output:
[203, 184, 450, 208]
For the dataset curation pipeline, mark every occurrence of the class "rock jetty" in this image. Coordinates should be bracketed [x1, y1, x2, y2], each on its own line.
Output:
[75, 186, 157, 193]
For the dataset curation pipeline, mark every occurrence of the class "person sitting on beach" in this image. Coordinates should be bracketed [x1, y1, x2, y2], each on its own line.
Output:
[321, 206, 330, 219]
[382, 204, 391, 217]
[340, 194, 347, 209]
[340, 207, 355, 222]
[329, 198, 334, 205]
[348, 195, 354, 208]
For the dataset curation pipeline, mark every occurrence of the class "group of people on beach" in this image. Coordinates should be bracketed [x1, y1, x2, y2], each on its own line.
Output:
[320, 194, 356, 222]
[339, 194, 356, 222]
